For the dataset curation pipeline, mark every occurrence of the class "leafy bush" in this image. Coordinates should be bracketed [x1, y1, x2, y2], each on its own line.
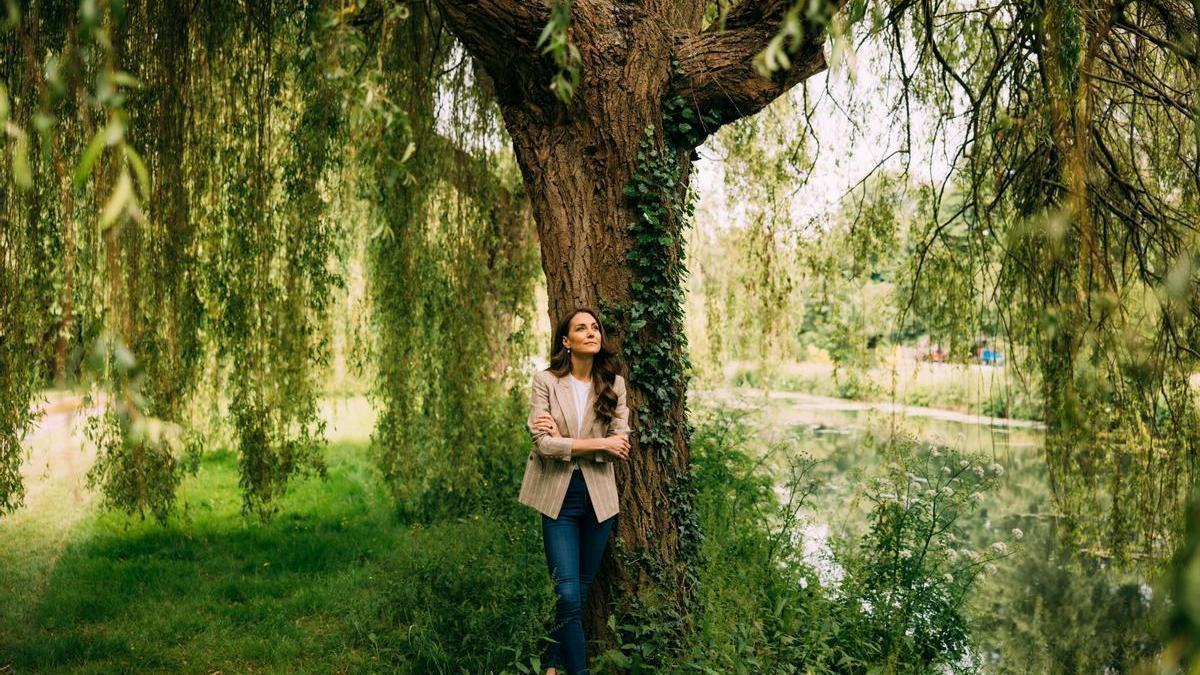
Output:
[979, 385, 1040, 421]
[598, 406, 1008, 673]
[828, 437, 1014, 671]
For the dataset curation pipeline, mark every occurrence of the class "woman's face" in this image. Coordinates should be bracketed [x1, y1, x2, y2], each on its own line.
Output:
[562, 312, 602, 356]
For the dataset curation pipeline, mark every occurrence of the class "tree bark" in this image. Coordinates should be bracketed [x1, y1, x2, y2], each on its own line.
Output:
[435, 0, 839, 658]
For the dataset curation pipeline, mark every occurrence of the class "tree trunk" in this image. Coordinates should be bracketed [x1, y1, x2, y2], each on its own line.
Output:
[433, 0, 838, 659]
[502, 60, 696, 651]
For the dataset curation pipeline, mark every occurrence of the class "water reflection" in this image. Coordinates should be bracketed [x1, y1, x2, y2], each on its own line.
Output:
[697, 388, 1160, 670]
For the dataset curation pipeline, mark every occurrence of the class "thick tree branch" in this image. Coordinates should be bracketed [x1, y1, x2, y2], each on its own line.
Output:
[671, 0, 845, 132]
[431, 0, 548, 76]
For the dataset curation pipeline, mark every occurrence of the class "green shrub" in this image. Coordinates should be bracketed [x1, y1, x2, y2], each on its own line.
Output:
[598, 406, 1006, 673]
[827, 437, 1014, 672]
[905, 387, 934, 409]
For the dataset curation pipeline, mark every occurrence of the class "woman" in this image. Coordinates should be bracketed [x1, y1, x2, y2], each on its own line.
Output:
[519, 307, 632, 675]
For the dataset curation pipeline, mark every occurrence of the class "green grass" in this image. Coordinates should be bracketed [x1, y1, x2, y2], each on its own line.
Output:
[0, 395, 1169, 673]
[0, 442, 554, 674]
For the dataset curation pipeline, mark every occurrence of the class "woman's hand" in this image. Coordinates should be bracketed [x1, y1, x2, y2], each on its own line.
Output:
[601, 435, 630, 460]
[533, 413, 562, 437]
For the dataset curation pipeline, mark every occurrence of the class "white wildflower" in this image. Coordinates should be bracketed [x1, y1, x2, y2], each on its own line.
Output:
[984, 563, 997, 575]
[959, 460, 970, 468]
[943, 573, 954, 583]
[989, 541, 1008, 555]
[990, 463, 1005, 476]
[945, 548, 959, 563]
[1010, 528, 1024, 540]
[899, 549, 913, 560]
[941, 466, 952, 475]
[963, 549, 980, 563]
[939, 486, 954, 497]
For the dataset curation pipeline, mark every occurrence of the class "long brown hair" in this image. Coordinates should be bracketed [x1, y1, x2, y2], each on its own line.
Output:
[547, 307, 620, 427]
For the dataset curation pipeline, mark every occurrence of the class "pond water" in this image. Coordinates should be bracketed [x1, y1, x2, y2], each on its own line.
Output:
[694, 388, 1160, 671]
[694, 390, 1049, 536]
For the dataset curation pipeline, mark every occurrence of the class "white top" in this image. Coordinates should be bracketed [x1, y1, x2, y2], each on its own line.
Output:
[569, 375, 592, 471]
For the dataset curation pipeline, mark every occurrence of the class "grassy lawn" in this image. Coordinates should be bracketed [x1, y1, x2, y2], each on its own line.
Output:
[0, 388, 1168, 673]
[0, 439, 553, 674]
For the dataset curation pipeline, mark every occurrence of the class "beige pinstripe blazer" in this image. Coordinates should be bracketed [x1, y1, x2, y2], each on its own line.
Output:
[518, 369, 630, 522]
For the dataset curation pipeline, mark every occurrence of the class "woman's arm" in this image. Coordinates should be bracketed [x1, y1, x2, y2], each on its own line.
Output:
[528, 373, 573, 462]
[607, 375, 631, 438]
[591, 375, 631, 464]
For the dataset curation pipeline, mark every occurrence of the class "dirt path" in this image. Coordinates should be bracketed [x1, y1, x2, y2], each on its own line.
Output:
[0, 396, 100, 641]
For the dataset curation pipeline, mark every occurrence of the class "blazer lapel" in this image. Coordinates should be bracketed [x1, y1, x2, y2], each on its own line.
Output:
[555, 374, 578, 438]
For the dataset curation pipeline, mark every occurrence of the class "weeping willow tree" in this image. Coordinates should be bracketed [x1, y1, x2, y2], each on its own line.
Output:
[0, 0, 540, 527]
[421, 0, 854, 650]
[0, 1, 348, 521]
[5, 0, 1200, 664]
[696, 0, 1200, 567]
[857, 0, 1200, 562]
[0, 0, 848, 658]
[705, 0, 1200, 566]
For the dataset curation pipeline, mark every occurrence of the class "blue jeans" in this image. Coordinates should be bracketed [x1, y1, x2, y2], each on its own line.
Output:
[541, 470, 616, 675]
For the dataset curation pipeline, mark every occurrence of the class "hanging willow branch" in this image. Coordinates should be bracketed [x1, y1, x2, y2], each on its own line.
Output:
[356, 3, 541, 520]
[866, 0, 1200, 561]
[0, 0, 542, 523]
[0, 0, 353, 521]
